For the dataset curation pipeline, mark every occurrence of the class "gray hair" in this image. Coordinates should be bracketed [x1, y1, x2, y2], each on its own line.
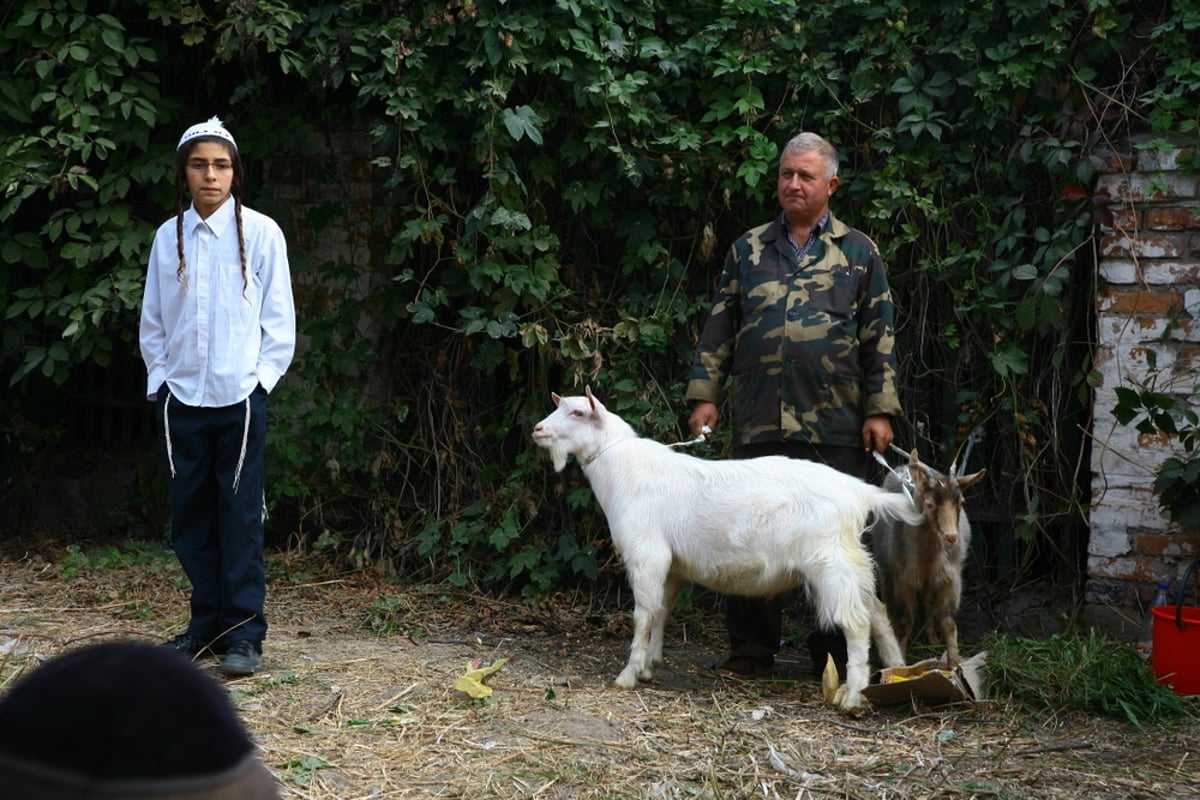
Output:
[780, 132, 839, 180]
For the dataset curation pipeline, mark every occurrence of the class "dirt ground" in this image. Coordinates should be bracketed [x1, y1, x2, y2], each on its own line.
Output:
[1, 548, 1198, 800]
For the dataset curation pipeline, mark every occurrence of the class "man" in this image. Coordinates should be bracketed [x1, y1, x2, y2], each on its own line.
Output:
[685, 131, 902, 679]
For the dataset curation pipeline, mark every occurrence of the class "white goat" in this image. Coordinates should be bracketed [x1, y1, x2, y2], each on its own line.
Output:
[872, 450, 986, 666]
[531, 388, 926, 711]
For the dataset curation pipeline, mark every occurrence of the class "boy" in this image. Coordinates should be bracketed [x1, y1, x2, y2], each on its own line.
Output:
[140, 117, 296, 676]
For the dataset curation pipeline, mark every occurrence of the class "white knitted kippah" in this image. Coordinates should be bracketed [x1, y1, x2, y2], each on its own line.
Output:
[177, 116, 238, 151]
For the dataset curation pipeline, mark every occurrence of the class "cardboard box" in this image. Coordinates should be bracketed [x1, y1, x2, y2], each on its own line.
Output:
[863, 652, 987, 706]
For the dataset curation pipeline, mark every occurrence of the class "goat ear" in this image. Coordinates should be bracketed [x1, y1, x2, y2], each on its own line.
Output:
[955, 468, 987, 489]
[551, 392, 562, 407]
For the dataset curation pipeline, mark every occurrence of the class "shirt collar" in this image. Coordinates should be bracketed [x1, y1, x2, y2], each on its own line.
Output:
[779, 210, 830, 259]
[185, 196, 236, 237]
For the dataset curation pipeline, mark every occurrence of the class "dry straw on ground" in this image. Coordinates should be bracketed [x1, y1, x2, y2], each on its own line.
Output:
[1, 551, 1197, 799]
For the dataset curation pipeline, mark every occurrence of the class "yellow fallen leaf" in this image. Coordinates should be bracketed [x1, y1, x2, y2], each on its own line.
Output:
[453, 658, 509, 698]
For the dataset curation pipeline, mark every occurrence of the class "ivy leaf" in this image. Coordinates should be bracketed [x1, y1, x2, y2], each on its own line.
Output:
[489, 206, 532, 231]
[507, 548, 542, 577]
[988, 343, 1029, 378]
[408, 302, 435, 324]
[1012, 264, 1038, 280]
[501, 105, 544, 145]
[1014, 297, 1037, 330]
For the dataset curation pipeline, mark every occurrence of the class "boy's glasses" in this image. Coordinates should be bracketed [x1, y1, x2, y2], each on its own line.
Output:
[187, 160, 233, 173]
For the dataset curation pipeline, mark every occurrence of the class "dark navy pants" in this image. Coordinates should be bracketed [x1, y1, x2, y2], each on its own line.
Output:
[156, 385, 269, 646]
[723, 441, 868, 662]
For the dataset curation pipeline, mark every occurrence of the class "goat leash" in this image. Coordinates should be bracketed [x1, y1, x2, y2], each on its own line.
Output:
[667, 425, 712, 449]
[583, 437, 633, 464]
[953, 427, 984, 477]
[872, 445, 917, 505]
[586, 425, 713, 465]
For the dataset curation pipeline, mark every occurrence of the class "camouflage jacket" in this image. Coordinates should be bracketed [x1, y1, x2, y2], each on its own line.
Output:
[685, 212, 901, 448]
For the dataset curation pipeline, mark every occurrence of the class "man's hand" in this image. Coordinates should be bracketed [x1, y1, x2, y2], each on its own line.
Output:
[689, 401, 719, 438]
[862, 414, 894, 454]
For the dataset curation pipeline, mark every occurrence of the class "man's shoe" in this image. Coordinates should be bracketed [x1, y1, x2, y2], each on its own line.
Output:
[220, 641, 262, 676]
[713, 655, 776, 680]
[161, 633, 213, 658]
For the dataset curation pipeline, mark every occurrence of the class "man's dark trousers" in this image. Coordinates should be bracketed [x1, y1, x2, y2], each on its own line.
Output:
[724, 440, 868, 664]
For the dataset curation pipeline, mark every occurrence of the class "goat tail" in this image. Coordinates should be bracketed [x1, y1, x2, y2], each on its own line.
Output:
[873, 490, 925, 528]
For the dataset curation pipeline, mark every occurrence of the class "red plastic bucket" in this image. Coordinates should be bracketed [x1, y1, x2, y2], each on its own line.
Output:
[1151, 603, 1200, 696]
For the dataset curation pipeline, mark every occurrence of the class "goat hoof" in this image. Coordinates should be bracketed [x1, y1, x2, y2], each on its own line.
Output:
[836, 688, 867, 714]
[614, 668, 638, 689]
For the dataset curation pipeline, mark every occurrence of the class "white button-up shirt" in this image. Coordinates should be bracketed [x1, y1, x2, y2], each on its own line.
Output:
[139, 198, 296, 407]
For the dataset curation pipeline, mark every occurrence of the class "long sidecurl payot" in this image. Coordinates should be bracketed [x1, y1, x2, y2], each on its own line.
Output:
[172, 117, 248, 294]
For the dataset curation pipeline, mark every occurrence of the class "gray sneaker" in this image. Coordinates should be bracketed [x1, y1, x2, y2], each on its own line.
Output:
[219, 640, 262, 676]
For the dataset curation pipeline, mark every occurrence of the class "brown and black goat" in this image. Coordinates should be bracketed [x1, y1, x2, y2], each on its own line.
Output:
[872, 450, 986, 666]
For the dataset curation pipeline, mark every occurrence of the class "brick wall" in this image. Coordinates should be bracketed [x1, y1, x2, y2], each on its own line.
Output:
[262, 127, 391, 405]
[263, 127, 381, 282]
[1089, 136, 1200, 612]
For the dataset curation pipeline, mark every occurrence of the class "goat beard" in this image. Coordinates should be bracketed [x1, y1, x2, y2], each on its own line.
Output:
[546, 443, 570, 473]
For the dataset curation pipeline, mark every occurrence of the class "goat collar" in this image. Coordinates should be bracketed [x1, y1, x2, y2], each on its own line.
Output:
[582, 437, 635, 465]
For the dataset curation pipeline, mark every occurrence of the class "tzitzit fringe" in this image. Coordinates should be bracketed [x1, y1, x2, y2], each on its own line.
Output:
[232, 396, 250, 494]
[163, 395, 177, 479]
